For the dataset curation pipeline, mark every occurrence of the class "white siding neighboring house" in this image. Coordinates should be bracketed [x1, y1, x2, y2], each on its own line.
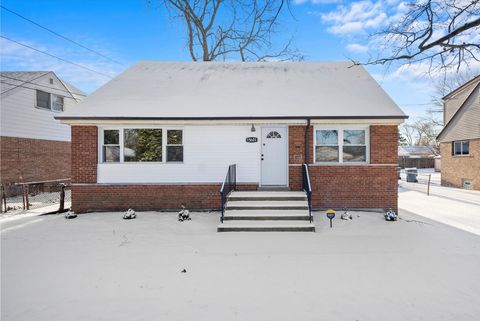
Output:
[0, 71, 85, 185]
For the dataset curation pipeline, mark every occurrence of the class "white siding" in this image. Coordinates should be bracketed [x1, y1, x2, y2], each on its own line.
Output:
[97, 125, 261, 184]
[439, 86, 480, 142]
[0, 73, 79, 141]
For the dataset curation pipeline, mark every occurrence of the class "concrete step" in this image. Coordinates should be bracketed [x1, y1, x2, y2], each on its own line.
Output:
[217, 220, 315, 232]
[225, 200, 309, 211]
[223, 209, 311, 221]
[228, 191, 307, 202]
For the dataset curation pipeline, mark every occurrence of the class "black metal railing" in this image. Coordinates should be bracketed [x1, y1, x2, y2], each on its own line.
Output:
[302, 163, 313, 223]
[220, 164, 237, 223]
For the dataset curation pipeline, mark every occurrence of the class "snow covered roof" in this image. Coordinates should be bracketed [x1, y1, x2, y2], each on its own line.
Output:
[398, 146, 436, 157]
[56, 61, 407, 121]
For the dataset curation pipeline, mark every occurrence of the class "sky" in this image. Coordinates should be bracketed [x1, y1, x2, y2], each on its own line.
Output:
[0, 0, 474, 121]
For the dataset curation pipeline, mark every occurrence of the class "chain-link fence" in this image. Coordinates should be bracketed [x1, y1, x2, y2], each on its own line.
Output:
[1, 179, 71, 214]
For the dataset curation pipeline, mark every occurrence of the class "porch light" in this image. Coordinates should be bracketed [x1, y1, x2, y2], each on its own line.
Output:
[251, 124, 256, 132]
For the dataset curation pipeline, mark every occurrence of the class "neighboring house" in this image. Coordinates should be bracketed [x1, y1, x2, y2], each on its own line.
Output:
[437, 75, 480, 190]
[0, 71, 85, 188]
[398, 145, 436, 169]
[56, 61, 407, 213]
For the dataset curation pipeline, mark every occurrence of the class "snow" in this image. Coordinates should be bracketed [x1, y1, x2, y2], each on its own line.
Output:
[2, 210, 480, 321]
[399, 181, 480, 236]
[57, 61, 406, 121]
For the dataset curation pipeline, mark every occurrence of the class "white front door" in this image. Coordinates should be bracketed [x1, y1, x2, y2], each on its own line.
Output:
[261, 126, 288, 186]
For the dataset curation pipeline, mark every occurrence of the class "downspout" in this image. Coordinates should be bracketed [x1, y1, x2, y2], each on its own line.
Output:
[305, 119, 311, 164]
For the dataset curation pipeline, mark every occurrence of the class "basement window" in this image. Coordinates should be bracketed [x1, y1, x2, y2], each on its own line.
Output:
[453, 140, 469, 155]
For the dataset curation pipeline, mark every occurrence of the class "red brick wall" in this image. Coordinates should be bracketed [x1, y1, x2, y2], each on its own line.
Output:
[0, 136, 70, 183]
[72, 126, 97, 183]
[288, 124, 398, 211]
[72, 184, 258, 213]
[370, 125, 398, 164]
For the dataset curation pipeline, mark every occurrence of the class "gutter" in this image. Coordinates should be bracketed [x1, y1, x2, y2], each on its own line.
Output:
[55, 115, 409, 121]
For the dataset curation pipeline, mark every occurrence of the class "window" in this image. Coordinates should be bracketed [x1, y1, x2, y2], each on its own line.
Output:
[315, 130, 339, 162]
[36, 90, 64, 111]
[266, 131, 282, 139]
[343, 130, 366, 162]
[100, 128, 184, 163]
[315, 128, 368, 163]
[453, 140, 469, 155]
[167, 130, 183, 162]
[36, 90, 51, 109]
[102, 130, 120, 162]
[124, 129, 163, 162]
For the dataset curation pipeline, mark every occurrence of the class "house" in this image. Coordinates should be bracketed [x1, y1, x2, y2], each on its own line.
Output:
[398, 145, 436, 169]
[437, 75, 480, 190]
[0, 71, 85, 190]
[56, 61, 407, 214]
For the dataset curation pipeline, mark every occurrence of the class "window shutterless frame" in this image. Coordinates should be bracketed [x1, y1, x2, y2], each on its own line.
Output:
[98, 126, 184, 164]
[313, 125, 370, 164]
[35, 89, 64, 112]
[452, 140, 469, 156]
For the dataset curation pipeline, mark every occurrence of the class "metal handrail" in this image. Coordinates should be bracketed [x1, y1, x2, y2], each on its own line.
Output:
[220, 164, 237, 223]
[302, 163, 313, 223]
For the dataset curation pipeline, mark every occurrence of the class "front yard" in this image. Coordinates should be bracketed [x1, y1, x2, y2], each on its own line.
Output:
[2, 210, 480, 321]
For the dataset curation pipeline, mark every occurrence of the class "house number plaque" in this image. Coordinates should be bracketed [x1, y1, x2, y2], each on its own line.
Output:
[246, 137, 258, 143]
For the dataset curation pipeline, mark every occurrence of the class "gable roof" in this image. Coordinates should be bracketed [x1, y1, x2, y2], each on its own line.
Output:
[0, 71, 86, 100]
[56, 61, 407, 121]
[437, 82, 480, 141]
[443, 74, 480, 100]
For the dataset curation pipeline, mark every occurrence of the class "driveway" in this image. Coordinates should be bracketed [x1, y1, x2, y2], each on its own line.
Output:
[399, 180, 480, 235]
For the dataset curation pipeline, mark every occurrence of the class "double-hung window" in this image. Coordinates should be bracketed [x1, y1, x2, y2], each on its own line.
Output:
[315, 127, 368, 163]
[36, 90, 64, 111]
[100, 128, 183, 163]
[453, 140, 469, 155]
[166, 130, 183, 162]
[102, 130, 120, 162]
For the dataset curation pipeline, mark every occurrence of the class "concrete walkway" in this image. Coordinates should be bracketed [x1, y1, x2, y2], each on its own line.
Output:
[399, 182, 480, 236]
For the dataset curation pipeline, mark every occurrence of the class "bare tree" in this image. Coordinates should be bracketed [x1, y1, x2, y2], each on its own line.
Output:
[358, 0, 480, 72]
[401, 115, 442, 152]
[149, 0, 302, 61]
[430, 70, 478, 113]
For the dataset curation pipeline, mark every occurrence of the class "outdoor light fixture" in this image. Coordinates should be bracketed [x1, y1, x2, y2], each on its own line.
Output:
[251, 124, 256, 132]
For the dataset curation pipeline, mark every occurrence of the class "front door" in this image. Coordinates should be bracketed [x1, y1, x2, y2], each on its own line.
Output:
[261, 127, 288, 186]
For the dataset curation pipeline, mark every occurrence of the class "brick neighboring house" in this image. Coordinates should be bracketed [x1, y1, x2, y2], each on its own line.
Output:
[437, 75, 480, 190]
[0, 71, 85, 190]
[56, 61, 407, 213]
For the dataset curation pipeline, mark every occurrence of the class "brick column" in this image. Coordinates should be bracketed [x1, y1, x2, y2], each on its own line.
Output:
[71, 126, 98, 183]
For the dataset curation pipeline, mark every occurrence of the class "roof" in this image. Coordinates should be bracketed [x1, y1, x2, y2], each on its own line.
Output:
[0, 71, 86, 99]
[398, 146, 436, 157]
[437, 82, 480, 141]
[56, 61, 407, 121]
[443, 74, 480, 100]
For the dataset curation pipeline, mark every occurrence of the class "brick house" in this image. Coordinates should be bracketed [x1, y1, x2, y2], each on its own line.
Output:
[0, 71, 85, 189]
[56, 62, 407, 213]
[437, 75, 480, 190]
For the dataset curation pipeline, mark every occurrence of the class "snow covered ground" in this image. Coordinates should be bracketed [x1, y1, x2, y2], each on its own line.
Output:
[399, 180, 480, 235]
[2, 210, 480, 321]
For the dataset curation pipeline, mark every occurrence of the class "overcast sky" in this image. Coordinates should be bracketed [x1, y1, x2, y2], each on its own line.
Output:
[1, 0, 477, 120]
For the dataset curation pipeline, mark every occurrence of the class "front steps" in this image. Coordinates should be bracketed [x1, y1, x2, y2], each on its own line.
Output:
[217, 191, 315, 232]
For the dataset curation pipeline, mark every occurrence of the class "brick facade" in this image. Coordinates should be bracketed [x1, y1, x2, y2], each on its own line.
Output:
[72, 126, 98, 183]
[72, 183, 258, 213]
[71, 124, 398, 213]
[440, 139, 480, 190]
[0, 136, 70, 184]
[288, 124, 398, 211]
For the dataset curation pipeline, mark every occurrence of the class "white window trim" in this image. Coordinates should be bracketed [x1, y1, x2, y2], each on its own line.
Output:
[453, 140, 470, 156]
[35, 89, 64, 112]
[98, 126, 184, 164]
[313, 125, 370, 164]
[166, 129, 184, 163]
